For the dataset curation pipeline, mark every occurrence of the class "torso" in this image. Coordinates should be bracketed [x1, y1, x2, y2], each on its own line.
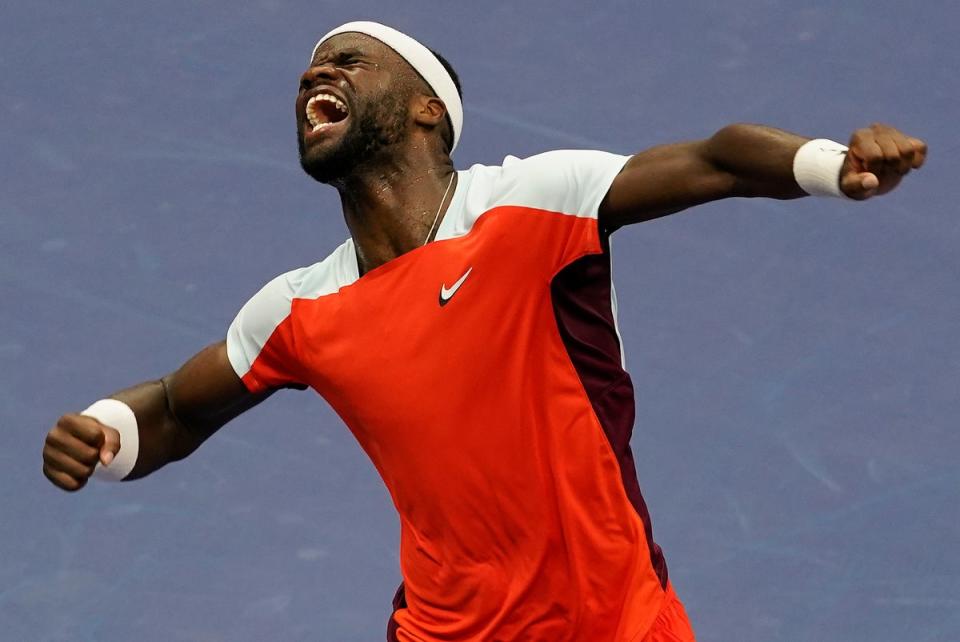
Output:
[227, 151, 668, 641]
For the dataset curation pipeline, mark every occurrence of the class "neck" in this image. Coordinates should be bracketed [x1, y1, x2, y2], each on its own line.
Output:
[335, 146, 456, 275]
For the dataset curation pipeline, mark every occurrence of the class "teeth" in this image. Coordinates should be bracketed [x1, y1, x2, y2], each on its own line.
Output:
[305, 93, 348, 129]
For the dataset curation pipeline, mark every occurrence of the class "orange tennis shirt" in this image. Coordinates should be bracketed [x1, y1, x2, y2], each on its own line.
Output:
[227, 151, 671, 641]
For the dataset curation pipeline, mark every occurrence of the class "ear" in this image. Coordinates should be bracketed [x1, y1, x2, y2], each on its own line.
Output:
[412, 95, 447, 130]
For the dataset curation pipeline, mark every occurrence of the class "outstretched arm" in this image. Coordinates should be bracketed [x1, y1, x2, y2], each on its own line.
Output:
[43, 341, 270, 490]
[598, 123, 927, 229]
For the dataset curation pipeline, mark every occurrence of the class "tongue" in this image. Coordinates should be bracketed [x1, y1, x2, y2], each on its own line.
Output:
[319, 101, 347, 124]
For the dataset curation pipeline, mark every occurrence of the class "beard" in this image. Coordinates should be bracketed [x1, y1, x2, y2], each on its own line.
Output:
[298, 90, 409, 185]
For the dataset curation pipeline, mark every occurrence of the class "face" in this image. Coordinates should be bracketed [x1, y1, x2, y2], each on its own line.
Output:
[296, 34, 415, 184]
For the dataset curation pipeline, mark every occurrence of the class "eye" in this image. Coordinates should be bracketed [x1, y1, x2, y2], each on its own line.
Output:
[336, 53, 361, 67]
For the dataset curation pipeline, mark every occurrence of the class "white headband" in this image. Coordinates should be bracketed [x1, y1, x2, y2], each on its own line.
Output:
[312, 21, 463, 153]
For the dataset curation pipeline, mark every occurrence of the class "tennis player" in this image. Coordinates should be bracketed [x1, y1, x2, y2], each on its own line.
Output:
[42, 21, 926, 641]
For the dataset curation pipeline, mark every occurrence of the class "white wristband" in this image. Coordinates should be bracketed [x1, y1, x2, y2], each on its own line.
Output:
[793, 138, 850, 198]
[82, 399, 140, 481]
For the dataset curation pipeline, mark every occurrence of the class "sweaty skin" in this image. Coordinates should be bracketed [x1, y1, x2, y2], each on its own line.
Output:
[40, 34, 928, 642]
[44, 32, 926, 526]
[297, 33, 461, 274]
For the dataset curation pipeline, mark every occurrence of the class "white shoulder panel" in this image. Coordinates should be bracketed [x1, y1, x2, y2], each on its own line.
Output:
[226, 239, 358, 379]
[437, 150, 630, 242]
[293, 238, 359, 300]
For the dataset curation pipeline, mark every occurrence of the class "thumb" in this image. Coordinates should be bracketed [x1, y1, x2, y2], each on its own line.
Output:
[841, 171, 879, 200]
[99, 426, 122, 466]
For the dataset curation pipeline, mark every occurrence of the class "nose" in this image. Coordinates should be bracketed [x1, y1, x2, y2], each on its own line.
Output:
[299, 63, 339, 93]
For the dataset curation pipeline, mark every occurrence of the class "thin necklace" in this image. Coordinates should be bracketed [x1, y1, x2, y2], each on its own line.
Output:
[423, 172, 456, 246]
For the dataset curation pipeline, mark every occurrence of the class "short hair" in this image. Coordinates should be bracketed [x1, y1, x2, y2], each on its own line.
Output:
[428, 48, 462, 152]
[430, 48, 462, 99]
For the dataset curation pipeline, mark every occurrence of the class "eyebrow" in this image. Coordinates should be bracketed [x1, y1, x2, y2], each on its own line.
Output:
[311, 47, 368, 66]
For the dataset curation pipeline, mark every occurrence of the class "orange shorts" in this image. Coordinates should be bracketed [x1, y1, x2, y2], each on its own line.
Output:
[640, 584, 697, 642]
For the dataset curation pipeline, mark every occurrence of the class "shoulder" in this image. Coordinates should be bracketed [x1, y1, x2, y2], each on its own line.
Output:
[501, 149, 631, 176]
[462, 149, 629, 182]
[460, 150, 630, 218]
[239, 239, 358, 315]
[226, 239, 357, 363]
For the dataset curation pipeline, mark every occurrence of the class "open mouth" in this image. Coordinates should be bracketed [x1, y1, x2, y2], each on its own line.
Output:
[305, 93, 349, 133]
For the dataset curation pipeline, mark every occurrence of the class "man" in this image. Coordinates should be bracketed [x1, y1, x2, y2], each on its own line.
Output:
[42, 20, 926, 642]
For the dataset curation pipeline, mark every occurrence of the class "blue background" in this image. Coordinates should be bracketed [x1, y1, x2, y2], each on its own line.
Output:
[3, 1, 958, 640]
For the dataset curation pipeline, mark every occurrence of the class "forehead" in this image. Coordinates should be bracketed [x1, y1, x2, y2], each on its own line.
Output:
[310, 32, 403, 67]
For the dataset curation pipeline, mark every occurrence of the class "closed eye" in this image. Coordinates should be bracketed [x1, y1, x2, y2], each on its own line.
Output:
[336, 54, 363, 67]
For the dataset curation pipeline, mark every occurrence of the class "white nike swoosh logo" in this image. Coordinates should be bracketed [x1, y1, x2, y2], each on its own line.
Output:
[439, 267, 473, 306]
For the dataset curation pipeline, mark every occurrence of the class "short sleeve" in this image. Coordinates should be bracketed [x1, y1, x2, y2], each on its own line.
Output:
[492, 150, 630, 266]
[226, 268, 307, 393]
[499, 150, 630, 219]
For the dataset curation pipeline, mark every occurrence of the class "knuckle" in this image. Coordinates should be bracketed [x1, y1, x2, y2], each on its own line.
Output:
[53, 468, 80, 490]
[43, 467, 77, 491]
[73, 454, 95, 473]
[44, 430, 66, 451]
[72, 420, 98, 441]
[42, 440, 63, 460]
[44, 453, 65, 472]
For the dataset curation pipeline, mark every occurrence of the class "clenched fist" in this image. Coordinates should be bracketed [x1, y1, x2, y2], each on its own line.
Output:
[42, 414, 121, 491]
[841, 123, 927, 200]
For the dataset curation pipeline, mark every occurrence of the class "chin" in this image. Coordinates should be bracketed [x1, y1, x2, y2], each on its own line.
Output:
[296, 111, 406, 185]
[299, 154, 345, 185]
[298, 135, 349, 184]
